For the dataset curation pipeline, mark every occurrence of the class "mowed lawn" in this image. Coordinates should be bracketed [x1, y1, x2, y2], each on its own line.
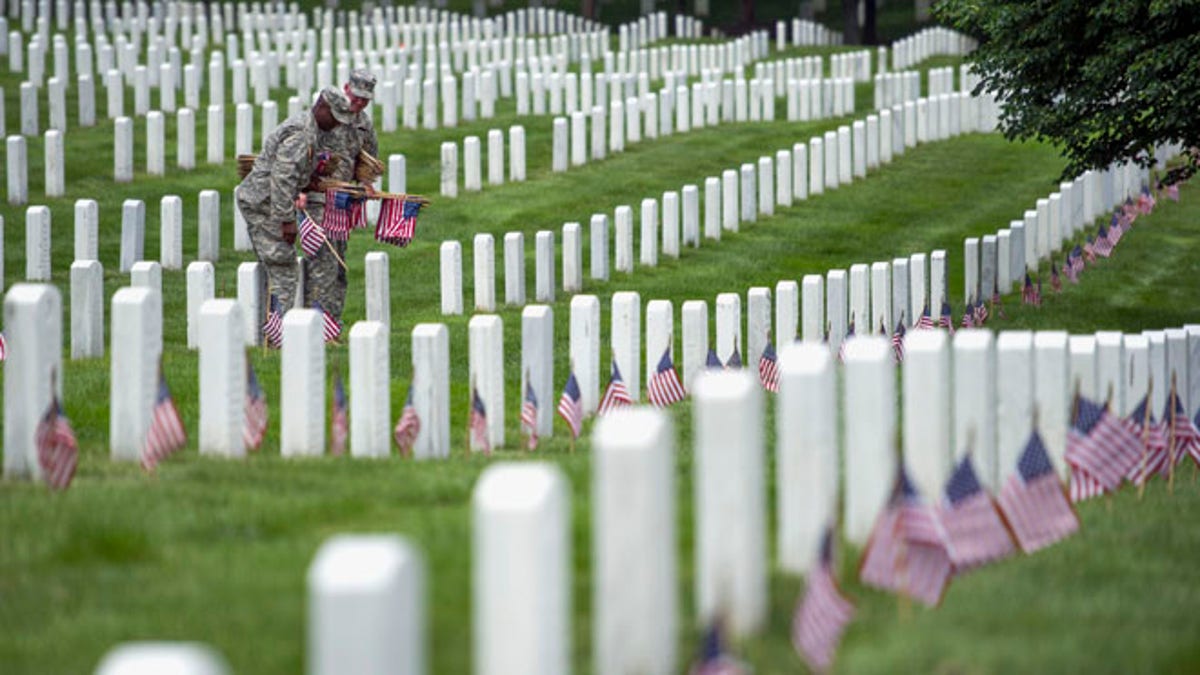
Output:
[2, 41, 1200, 673]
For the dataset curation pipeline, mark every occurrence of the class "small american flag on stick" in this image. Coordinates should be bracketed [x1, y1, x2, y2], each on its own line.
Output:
[321, 189, 365, 241]
[521, 381, 539, 451]
[758, 341, 780, 392]
[998, 431, 1079, 553]
[890, 316, 906, 364]
[1125, 393, 1167, 486]
[244, 361, 268, 451]
[37, 393, 79, 491]
[263, 294, 284, 349]
[469, 385, 491, 454]
[141, 367, 188, 472]
[914, 303, 935, 330]
[376, 198, 424, 247]
[938, 454, 1015, 571]
[648, 347, 687, 406]
[330, 373, 348, 456]
[791, 528, 855, 673]
[298, 210, 326, 258]
[1065, 393, 1142, 494]
[598, 359, 635, 415]
[556, 371, 583, 440]
[393, 386, 421, 457]
[313, 300, 341, 343]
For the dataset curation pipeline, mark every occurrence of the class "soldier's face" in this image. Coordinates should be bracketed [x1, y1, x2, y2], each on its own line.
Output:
[313, 100, 338, 131]
[344, 84, 370, 113]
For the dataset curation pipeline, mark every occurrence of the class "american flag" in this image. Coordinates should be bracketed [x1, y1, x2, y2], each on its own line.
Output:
[972, 299, 989, 326]
[263, 294, 284, 349]
[960, 300, 975, 329]
[375, 198, 423, 247]
[1021, 275, 1041, 306]
[914, 302, 935, 330]
[648, 347, 687, 406]
[1093, 225, 1114, 257]
[1083, 236, 1097, 263]
[1066, 246, 1084, 281]
[791, 528, 855, 673]
[1108, 213, 1125, 245]
[313, 300, 341, 343]
[598, 359, 635, 415]
[859, 466, 953, 607]
[725, 344, 743, 369]
[687, 621, 748, 675]
[998, 431, 1079, 553]
[330, 373, 348, 456]
[556, 371, 583, 439]
[1070, 465, 1107, 503]
[705, 347, 723, 369]
[141, 368, 188, 472]
[1164, 387, 1200, 467]
[1124, 393, 1168, 485]
[890, 318, 906, 364]
[469, 386, 491, 454]
[758, 341, 780, 393]
[244, 361, 268, 451]
[298, 210, 326, 258]
[521, 381, 539, 451]
[1137, 184, 1156, 214]
[990, 292, 1007, 320]
[393, 386, 421, 457]
[36, 395, 79, 491]
[0, 331, 7, 361]
[1050, 264, 1063, 293]
[938, 455, 1015, 571]
[321, 189, 365, 241]
[1122, 196, 1138, 224]
[1166, 183, 1180, 202]
[938, 302, 955, 335]
[1066, 394, 1142, 493]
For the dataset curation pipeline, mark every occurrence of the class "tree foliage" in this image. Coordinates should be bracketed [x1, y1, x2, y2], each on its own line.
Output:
[936, 0, 1200, 183]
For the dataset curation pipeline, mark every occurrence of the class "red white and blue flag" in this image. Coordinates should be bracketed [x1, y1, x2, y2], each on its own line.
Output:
[313, 300, 341, 343]
[322, 189, 365, 241]
[1164, 387, 1200, 467]
[914, 302, 935, 330]
[998, 431, 1079, 553]
[263, 294, 284, 349]
[244, 361, 268, 451]
[938, 302, 955, 335]
[141, 368, 188, 472]
[938, 454, 1015, 571]
[648, 347, 687, 406]
[556, 371, 583, 440]
[706, 347, 724, 369]
[469, 386, 491, 454]
[37, 395, 79, 490]
[1066, 394, 1142, 496]
[598, 359, 635, 415]
[330, 373, 348, 456]
[890, 318, 906, 364]
[299, 210, 326, 258]
[521, 381, 539, 451]
[1124, 393, 1167, 485]
[758, 341, 780, 392]
[393, 385, 421, 457]
[791, 528, 855, 673]
[376, 198, 422, 247]
[0, 331, 7, 361]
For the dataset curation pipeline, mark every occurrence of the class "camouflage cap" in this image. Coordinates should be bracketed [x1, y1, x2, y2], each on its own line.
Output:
[347, 69, 376, 100]
[320, 86, 356, 124]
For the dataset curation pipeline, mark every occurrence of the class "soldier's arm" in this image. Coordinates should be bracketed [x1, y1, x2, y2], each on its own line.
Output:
[360, 114, 379, 158]
[269, 128, 314, 224]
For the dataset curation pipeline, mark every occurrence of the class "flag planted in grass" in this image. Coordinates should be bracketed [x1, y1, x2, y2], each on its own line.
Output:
[1066, 394, 1142, 494]
[648, 347, 686, 406]
[556, 371, 583, 440]
[521, 381, 539, 451]
[141, 368, 187, 472]
[330, 373, 348, 456]
[938, 455, 1015, 571]
[705, 347, 723, 368]
[759, 341, 780, 392]
[938, 302, 955, 335]
[1164, 387, 1200, 467]
[393, 386, 420, 457]
[859, 465, 953, 607]
[792, 528, 855, 673]
[37, 395, 79, 491]
[598, 359, 634, 415]
[469, 386, 490, 454]
[999, 431, 1079, 553]
[244, 361, 268, 451]
[1124, 394, 1167, 485]
[914, 302, 935, 329]
[313, 300, 341, 343]
[890, 319, 905, 364]
[263, 294, 284, 349]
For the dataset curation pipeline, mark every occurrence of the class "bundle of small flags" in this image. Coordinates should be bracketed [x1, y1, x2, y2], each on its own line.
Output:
[375, 197, 423, 247]
[321, 189, 366, 241]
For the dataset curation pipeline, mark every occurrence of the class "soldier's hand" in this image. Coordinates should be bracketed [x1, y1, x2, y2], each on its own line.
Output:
[281, 220, 298, 245]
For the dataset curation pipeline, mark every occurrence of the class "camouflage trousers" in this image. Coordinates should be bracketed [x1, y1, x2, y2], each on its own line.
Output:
[303, 199, 349, 321]
[237, 195, 298, 313]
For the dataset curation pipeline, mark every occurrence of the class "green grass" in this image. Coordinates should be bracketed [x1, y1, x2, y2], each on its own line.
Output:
[3, 27, 1200, 675]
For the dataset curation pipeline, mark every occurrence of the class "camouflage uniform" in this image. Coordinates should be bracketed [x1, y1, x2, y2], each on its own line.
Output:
[236, 107, 321, 312]
[304, 73, 380, 321]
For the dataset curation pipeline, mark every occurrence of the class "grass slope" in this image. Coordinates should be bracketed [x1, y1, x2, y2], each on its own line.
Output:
[2, 35, 1200, 674]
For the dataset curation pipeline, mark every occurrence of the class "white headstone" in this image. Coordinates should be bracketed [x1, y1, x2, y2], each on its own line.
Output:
[69, 259, 103, 359]
[281, 309, 325, 457]
[502, 232, 527, 305]
[3, 284, 64, 479]
[1095, 331, 1125, 413]
[590, 213, 609, 281]
[198, 299, 245, 457]
[692, 370, 766, 637]
[440, 241, 463, 315]
[870, 261, 892, 332]
[439, 141, 458, 197]
[473, 233, 496, 312]
[953, 330, 998, 491]
[593, 408, 677, 675]
[848, 263, 869, 333]
[1069, 335, 1099, 403]
[996, 331, 1035, 477]
[930, 249, 948, 306]
[721, 169, 738, 232]
[775, 280, 799, 344]
[703, 176, 721, 240]
[412, 323, 451, 459]
[826, 270, 848, 349]
[612, 292, 641, 399]
[747, 288, 771, 371]
[715, 292, 742, 365]
[307, 535, 426, 675]
[777, 343, 838, 574]
[571, 295, 601, 414]
[562, 222, 582, 293]
[94, 643, 230, 675]
[24, 205, 51, 280]
[350, 321, 392, 458]
[109, 286, 161, 462]
[6, 135, 27, 205]
[842, 337, 898, 545]
[43, 129, 63, 195]
[185, 261, 214, 350]
[114, 115, 133, 181]
[681, 300, 709, 391]
[535, 231, 555, 302]
[469, 314, 506, 450]
[1034, 331, 1071, 478]
[473, 463, 570, 675]
[639, 198, 658, 267]
[509, 125, 526, 181]
[120, 199, 145, 273]
[206, 105, 224, 164]
[364, 252, 390, 329]
[198, 189, 220, 261]
[236, 262, 265, 347]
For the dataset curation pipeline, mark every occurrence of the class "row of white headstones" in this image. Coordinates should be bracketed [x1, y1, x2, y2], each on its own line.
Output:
[66, 324, 1200, 675]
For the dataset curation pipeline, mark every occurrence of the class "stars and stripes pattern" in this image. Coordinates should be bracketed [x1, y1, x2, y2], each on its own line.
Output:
[792, 528, 855, 673]
[263, 294, 284, 349]
[705, 347, 723, 369]
[313, 300, 341, 343]
[890, 317, 906, 363]
[960, 300, 975, 328]
[598, 360, 635, 415]
[1069, 466, 1107, 502]
[393, 386, 421, 457]
[330, 373, 348, 456]
[1164, 387, 1200, 466]
[521, 381, 539, 451]
[1137, 184, 1156, 214]
[556, 371, 583, 439]
[998, 431, 1079, 553]
[244, 361, 268, 451]
[1093, 224, 1114, 257]
[973, 299, 989, 326]
[375, 198, 422, 247]
[1124, 394, 1168, 485]
[725, 344, 743, 369]
[914, 302, 935, 330]
[937, 455, 1015, 571]
[938, 302, 955, 335]
[1021, 274, 1041, 306]
[687, 622, 748, 675]
[1083, 236, 1097, 263]
[1065, 394, 1142, 495]
[758, 342, 780, 393]
[36, 395, 79, 491]
[141, 369, 188, 472]
[321, 189, 365, 241]
[469, 386, 491, 454]
[648, 347, 687, 406]
[1066, 246, 1084, 281]
[298, 210, 326, 257]
[859, 466, 953, 607]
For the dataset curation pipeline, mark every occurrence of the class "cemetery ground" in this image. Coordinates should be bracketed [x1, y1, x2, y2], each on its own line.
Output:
[3, 44, 1200, 673]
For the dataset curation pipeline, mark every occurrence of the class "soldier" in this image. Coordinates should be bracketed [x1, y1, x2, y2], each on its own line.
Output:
[303, 69, 380, 323]
[236, 86, 355, 318]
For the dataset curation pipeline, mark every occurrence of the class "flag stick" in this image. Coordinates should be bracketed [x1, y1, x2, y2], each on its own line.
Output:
[1136, 377, 1155, 500]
